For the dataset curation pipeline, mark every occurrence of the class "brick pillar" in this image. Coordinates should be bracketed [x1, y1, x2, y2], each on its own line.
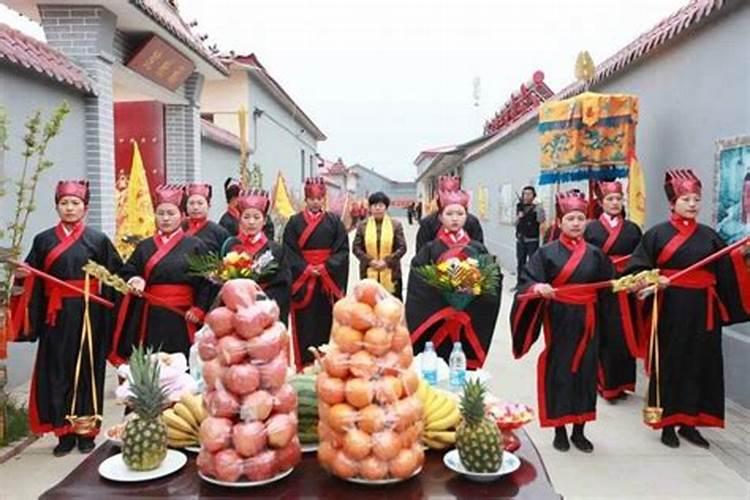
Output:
[166, 73, 204, 183]
[38, 5, 117, 235]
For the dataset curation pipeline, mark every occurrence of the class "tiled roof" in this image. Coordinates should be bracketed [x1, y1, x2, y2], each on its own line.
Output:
[130, 0, 228, 75]
[483, 71, 554, 136]
[465, 0, 733, 163]
[0, 22, 94, 94]
[200, 119, 241, 151]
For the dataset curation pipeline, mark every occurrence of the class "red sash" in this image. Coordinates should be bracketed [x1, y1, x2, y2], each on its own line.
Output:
[185, 218, 209, 236]
[299, 210, 324, 249]
[145, 229, 185, 281]
[662, 269, 729, 330]
[599, 214, 624, 255]
[41, 222, 87, 325]
[657, 217, 697, 266]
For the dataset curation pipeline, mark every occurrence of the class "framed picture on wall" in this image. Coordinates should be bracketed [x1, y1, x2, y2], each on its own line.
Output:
[498, 183, 514, 225]
[714, 135, 750, 244]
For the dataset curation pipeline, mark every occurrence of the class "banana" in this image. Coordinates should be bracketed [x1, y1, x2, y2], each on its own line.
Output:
[174, 402, 199, 430]
[426, 407, 461, 431]
[163, 408, 194, 434]
[422, 436, 449, 450]
[423, 430, 456, 444]
[424, 385, 437, 410]
[168, 438, 198, 448]
[415, 380, 428, 403]
[167, 426, 197, 442]
[426, 395, 454, 421]
[183, 394, 206, 423]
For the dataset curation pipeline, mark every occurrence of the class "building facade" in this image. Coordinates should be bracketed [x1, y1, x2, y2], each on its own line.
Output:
[349, 164, 416, 217]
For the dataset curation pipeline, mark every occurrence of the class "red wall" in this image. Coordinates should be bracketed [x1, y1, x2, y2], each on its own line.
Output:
[114, 101, 165, 201]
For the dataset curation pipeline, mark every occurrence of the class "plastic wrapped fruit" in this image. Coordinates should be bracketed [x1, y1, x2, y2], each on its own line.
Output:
[317, 280, 423, 483]
[198, 279, 300, 484]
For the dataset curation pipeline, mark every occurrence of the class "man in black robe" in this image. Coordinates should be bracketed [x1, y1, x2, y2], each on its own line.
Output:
[626, 169, 750, 449]
[515, 186, 545, 279]
[224, 189, 291, 326]
[220, 177, 274, 240]
[111, 185, 212, 365]
[415, 176, 484, 252]
[13, 180, 122, 456]
[584, 180, 642, 402]
[183, 183, 230, 254]
[511, 191, 614, 453]
[283, 177, 349, 370]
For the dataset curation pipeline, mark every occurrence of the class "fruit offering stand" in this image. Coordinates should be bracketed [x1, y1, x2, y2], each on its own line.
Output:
[39, 429, 559, 499]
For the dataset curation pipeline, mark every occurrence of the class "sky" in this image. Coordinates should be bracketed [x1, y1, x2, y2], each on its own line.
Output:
[1, 0, 688, 181]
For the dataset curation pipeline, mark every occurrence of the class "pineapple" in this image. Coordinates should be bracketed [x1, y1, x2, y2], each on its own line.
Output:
[121, 346, 169, 471]
[456, 379, 503, 473]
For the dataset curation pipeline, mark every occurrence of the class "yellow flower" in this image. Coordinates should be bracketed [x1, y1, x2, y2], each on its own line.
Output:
[224, 252, 242, 265]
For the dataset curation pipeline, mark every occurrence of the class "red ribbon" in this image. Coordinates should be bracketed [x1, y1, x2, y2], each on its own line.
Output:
[662, 269, 729, 330]
[550, 288, 598, 373]
[44, 278, 99, 326]
[410, 306, 486, 369]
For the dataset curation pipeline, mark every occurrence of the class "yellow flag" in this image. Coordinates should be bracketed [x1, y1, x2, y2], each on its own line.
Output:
[628, 156, 646, 227]
[271, 172, 296, 219]
[115, 141, 155, 259]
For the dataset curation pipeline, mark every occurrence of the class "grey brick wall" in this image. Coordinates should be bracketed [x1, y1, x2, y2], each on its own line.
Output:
[38, 5, 118, 235]
[166, 73, 204, 183]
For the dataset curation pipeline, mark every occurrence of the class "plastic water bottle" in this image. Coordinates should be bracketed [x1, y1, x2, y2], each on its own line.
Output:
[449, 342, 467, 390]
[422, 342, 438, 386]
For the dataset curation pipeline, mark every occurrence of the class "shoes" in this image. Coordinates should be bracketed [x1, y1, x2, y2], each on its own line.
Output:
[570, 433, 594, 453]
[77, 436, 96, 453]
[678, 426, 710, 448]
[53, 435, 77, 457]
[552, 427, 570, 452]
[661, 427, 680, 448]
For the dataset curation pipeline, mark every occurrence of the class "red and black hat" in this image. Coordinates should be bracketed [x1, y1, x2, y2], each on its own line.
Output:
[438, 189, 470, 210]
[555, 190, 588, 216]
[304, 177, 327, 199]
[186, 183, 212, 204]
[438, 175, 461, 192]
[664, 169, 701, 202]
[55, 180, 90, 205]
[154, 184, 185, 208]
[594, 180, 624, 201]
[237, 189, 271, 215]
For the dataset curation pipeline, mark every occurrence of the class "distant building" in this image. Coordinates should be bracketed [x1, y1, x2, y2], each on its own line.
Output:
[349, 163, 416, 217]
[201, 53, 326, 201]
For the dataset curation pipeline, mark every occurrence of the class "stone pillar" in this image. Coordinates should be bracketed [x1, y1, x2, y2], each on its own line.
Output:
[166, 73, 204, 183]
[38, 5, 117, 235]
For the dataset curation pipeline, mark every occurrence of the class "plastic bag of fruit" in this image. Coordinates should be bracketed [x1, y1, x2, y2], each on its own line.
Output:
[196, 279, 301, 484]
[316, 279, 425, 482]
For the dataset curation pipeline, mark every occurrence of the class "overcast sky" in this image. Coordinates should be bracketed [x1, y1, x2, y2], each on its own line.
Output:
[2, 0, 687, 181]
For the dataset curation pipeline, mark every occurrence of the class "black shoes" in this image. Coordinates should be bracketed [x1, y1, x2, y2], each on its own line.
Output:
[661, 426, 680, 448]
[53, 435, 77, 457]
[678, 426, 710, 448]
[553, 427, 570, 452]
[77, 436, 96, 453]
[570, 432, 594, 453]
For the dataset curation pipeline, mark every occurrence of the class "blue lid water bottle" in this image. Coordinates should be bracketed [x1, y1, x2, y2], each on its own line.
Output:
[449, 342, 467, 390]
[422, 341, 438, 386]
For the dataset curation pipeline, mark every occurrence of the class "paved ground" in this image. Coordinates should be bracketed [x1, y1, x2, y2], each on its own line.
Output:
[1, 218, 748, 499]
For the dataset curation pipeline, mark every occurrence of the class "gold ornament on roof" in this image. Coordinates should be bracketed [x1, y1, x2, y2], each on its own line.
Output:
[575, 51, 596, 83]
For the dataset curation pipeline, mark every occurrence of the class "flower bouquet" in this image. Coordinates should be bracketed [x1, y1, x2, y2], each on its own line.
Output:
[188, 250, 278, 284]
[414, 254, 500, 310]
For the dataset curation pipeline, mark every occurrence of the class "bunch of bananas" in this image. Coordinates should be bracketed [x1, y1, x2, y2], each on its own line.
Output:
[415, 379, 461, 449]
[162, 393, 206, 448]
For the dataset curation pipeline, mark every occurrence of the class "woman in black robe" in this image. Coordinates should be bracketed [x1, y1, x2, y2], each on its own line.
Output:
[511, 191, 614, 453]
[406, 189, 502, 369]
[222, 189, 290, 326]
[219, 177, 274, 240]
[626, 169, 750, 449]
[283, 177, 349, 371]
[110, 185, 212, 365]
[13, 181, 122, 456]
[183, 183, 230, 254]
[584, 181, 642, 402]
[415, 175, 484, 252]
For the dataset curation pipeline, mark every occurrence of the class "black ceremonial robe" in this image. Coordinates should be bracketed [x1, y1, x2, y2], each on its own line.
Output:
[283, 210, 349, 370]
[511, 236, 613, 427]
[224, 232, 291, 327]
[584, 214, 642, 399]
[625, 217, 750, 429]
[415, 212, 484, 253]
[15, 223, 121, 436]
[184, 218, 230, 255]
[110, 229, 212, 364]
[406, 230, 502, 369]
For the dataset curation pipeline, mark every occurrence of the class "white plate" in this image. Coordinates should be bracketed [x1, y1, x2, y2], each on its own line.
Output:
[345, 466, 422, 485]
[98, 450, 187, 482]
[300, 442, 318, 453]
[199, 467, 294, 487]
[184, 445, 201, 453]
[443, 449, 520, 482]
